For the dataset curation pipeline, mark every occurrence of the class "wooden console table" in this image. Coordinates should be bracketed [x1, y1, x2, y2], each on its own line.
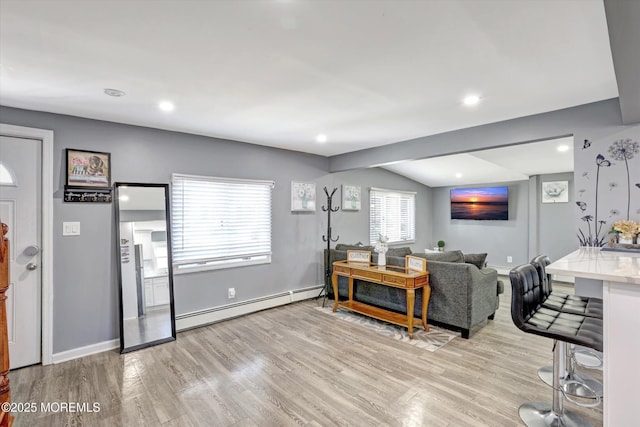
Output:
[331, 261, 430, 339]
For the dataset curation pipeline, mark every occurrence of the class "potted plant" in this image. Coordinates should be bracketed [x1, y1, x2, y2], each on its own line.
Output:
[437, 240, 445, 252]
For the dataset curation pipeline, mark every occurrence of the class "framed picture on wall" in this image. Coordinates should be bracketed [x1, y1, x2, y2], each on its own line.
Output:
[66, 149, 111, 188]
[342, 185, 361, 211]
[542, 181, 569, 203]
[291, 181, 316, 211]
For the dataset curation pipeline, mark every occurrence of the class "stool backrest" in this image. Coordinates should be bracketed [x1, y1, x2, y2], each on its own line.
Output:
[530, 255, 552, 297]
[509, 264, 545, 331]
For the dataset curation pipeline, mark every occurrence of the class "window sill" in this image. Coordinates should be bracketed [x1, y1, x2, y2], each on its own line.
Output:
[174, 255, 271, 275]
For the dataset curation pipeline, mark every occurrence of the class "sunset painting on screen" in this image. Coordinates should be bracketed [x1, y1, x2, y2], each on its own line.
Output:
[450, 186, 509, 220]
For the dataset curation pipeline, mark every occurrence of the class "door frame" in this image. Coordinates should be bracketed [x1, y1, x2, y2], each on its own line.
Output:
[0, 123, 54, 365]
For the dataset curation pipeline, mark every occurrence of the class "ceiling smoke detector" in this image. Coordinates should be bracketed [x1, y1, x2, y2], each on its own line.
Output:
[104, 88, 126, 97]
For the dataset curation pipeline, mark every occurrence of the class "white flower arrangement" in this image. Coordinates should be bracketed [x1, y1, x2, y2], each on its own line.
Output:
[374, 234, 389, 254]
[612, 220, 640, 239]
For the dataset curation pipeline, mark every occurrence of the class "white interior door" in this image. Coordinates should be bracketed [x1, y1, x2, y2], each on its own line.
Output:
[0, 135, 42, 368]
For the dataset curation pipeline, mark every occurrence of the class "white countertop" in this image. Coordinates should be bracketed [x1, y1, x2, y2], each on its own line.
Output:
[546, 247, 640, 285]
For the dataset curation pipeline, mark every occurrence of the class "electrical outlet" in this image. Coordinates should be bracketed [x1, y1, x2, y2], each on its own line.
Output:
[507, 256, 513, 263]
[228, 288, 236, 299]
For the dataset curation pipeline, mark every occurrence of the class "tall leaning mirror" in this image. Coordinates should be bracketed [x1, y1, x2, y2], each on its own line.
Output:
[115, 182, 176, 353]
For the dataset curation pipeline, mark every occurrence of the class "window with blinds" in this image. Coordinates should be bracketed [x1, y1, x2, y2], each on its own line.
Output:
[171, 173, 274, 273]
[369, 187, 416, 245]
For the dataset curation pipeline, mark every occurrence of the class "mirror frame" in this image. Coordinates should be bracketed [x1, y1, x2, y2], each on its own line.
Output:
[114, 182, 176, 353]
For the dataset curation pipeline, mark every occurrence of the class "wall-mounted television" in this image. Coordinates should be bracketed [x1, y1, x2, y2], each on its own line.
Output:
[450, 186, 509, 220]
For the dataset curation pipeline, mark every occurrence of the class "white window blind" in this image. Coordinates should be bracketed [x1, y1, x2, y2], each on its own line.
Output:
[369, 187, 416, 245]
[171, 173, 274, 272]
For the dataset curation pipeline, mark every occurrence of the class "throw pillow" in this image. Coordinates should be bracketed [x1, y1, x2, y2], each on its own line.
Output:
[415, 250, 464, 263]
[464, 253, 488, 269]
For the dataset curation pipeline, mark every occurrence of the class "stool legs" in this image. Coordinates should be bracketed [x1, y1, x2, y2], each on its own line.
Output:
[518, 340, 592, 427]
[537, 343, 602, 399]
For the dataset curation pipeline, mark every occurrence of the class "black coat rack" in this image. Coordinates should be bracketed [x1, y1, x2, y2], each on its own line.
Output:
[320, 187, 339, 307]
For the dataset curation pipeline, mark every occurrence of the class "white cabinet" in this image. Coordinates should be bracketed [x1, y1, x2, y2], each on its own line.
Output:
[153, 276, 170, 305]
[144, 276, 170, 307]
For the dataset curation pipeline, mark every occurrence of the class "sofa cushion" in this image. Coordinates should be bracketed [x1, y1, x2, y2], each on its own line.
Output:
[414, 250, 464, 263]
[387, 247, 412, 257]
[464, 253, 488, 269]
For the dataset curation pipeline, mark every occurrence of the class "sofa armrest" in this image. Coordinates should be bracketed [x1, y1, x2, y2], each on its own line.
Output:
[423, 261, 498, 328]
[468, 267, 499, 322]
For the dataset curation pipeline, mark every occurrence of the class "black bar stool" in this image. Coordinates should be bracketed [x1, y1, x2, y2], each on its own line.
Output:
[509, 264, 603, 427]
[531, 255, 603, 318]
[530, 255, 604, 399]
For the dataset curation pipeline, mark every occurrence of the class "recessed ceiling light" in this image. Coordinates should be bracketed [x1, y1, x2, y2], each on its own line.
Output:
[557, 145, 570, 152]
[455, 172, 463, 178]
[462, 95, 480, 106]
[104, 88, 125, 97]
[158, 101, 175, 112]
[316, 134, 328, 143]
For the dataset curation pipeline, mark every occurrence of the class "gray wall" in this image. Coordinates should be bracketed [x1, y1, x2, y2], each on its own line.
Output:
[430, 172, 576, 268]
[536, 172, 576, 263]
[573, 125, 640, 245]
[431, 181, 530, 268]
[1, 106, 329, 352]
[317, 167, 433, 249]
[0, 105, 431, 353]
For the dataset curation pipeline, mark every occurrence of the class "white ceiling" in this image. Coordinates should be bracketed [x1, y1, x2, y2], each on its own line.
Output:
[383, 136, 574, 187]
[0, 0, 617, 160]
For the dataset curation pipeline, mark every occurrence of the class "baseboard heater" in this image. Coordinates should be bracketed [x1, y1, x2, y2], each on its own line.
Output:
[175, 285, 323, 332]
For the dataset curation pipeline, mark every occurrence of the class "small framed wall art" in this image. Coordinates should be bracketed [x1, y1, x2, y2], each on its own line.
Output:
[64, 148, 112, 203]
[66, 149, 111, 188]
[542, 181, 569, 203]
[342, 185, 361, 211]
[291, 181, 316, 211]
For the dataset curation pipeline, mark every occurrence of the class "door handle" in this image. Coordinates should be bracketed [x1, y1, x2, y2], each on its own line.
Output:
[27, 263, 38, 271]
[25, 245, 40, 257]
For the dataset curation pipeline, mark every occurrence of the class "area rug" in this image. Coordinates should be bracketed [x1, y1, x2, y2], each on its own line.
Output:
[315, 306, 456, 352]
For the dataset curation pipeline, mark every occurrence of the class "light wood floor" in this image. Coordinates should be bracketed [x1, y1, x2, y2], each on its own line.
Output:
[10, 279, 602, 426]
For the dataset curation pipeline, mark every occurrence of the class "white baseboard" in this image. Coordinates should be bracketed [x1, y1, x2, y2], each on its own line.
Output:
[52, 339, 119, 364]
[176, 285, 323, 331]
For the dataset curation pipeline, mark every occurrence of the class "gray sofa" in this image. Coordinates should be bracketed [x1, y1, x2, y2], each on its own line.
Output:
[325, 244, 503, 338]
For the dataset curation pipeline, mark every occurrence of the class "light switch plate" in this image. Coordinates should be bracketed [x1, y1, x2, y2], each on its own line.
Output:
[63, 221, 80, 236]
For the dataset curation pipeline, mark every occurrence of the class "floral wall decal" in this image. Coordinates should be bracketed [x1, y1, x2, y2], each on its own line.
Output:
[574, 128, 639, 247]
[608, 138, 639, 219]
